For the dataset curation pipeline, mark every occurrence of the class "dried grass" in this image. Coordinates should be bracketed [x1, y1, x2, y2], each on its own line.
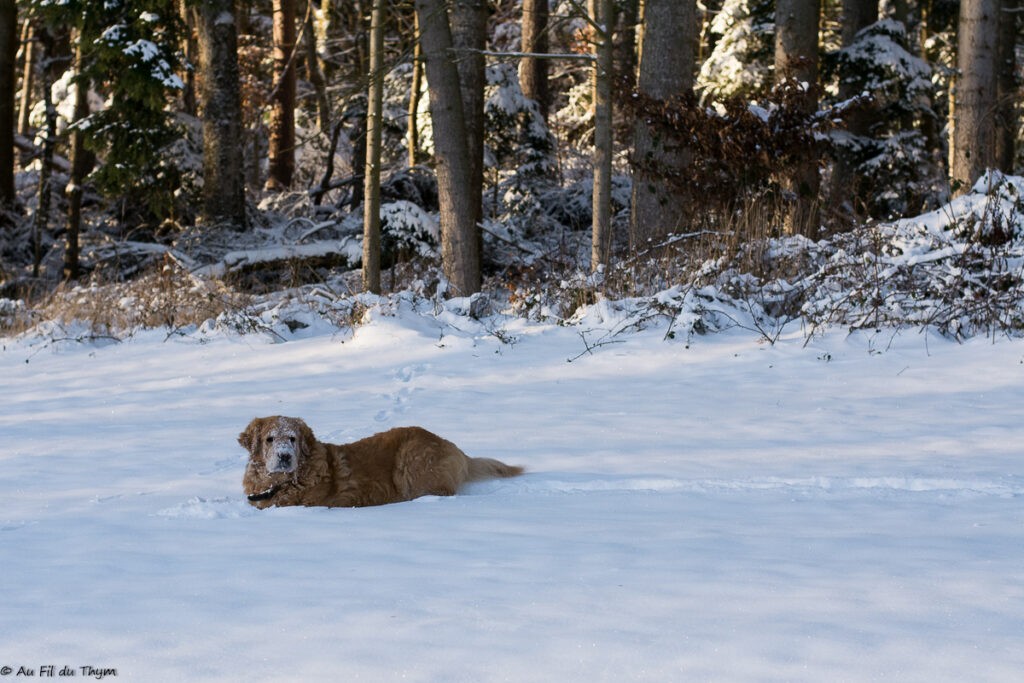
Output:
[1, 258, 253, 338]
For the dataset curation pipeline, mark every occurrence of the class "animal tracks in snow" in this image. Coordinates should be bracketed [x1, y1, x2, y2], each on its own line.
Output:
[374, 363, 431, 423]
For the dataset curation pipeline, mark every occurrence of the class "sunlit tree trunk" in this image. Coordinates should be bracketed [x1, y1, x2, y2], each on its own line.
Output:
[414, 0, 481, 295]
[951, 0, 998, 194]
[590, 0, 614, 272]
[267, 0, 296, 189]
[17, 19, 33, 138]
[362, 0, 384, 294]
[408, 12, 423, 167]
[178, 0, 197, 116]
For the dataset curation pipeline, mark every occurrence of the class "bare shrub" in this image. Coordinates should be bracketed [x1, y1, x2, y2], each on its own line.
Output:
[1, 258, 253, 338]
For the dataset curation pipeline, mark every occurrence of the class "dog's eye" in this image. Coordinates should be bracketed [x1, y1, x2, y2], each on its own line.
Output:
[289, 436, 296, 444]
[265, 436, 274, 444]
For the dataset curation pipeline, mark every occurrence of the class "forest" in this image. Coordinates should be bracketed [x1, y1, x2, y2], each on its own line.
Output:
[0, 0, 1022, 341]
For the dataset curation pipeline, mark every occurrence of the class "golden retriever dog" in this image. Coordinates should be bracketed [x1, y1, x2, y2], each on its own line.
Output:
[239, 416, 523, 508]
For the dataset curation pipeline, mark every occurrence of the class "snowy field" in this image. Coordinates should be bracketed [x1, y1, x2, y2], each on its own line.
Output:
[2, 307, 1023, 682]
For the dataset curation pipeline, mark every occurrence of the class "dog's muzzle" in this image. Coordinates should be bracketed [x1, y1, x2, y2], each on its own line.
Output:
[268, 451, 293, 472]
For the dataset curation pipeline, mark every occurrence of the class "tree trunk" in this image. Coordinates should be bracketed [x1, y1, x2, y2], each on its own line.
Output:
[519, 0, 550, 121]
[829, 0, 877, 225]
[590, 0, 614, 272]
[414, 0, 481, 296]
[64, 38, 92, 281]
[840, 0, 878, 46]
[0, 0, 16, 211]
[952, 0, 999, 194]
[178, 1, 198, 116]
[408, 11, 423, 167]
[196, 0, 247, 229]
[362, 0, 384, 294]
[17, 19, 34, 138]
[33, 25, 57, 277]
[449, 0, 487, 242]
[995, 0, 1018, 173]
[267, 0, 297, 190]
[615, 0, 639, 88]
[775, 0, 821, 235]
[629, 0, 695, 253]
[304, 0, 330, 132]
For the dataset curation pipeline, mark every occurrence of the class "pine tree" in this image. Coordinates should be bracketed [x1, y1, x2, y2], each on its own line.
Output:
[825, 19, 941, 218]
[697, 0, 775, 102]
[32, 0, 187, 222]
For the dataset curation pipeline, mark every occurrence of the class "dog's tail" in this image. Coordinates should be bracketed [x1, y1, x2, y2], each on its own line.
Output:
[467, 457, 524, 482]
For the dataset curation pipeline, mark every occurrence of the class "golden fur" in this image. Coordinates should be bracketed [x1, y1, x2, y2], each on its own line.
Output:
[239, 416, 523, 508]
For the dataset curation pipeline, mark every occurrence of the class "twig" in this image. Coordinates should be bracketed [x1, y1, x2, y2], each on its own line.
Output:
[567, 329, 624, 362]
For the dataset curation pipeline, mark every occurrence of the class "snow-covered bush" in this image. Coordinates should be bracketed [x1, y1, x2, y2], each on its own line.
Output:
[507, 173, 1024, 342]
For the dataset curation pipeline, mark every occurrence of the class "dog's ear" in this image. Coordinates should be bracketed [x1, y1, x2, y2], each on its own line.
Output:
[295, 419, 315, 454]
[238, 418, 262, 454]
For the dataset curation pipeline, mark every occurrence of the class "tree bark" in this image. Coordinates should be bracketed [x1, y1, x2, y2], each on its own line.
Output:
[775, 0, 821, 235]
[449, 0, 487, 240]
[33, 25, 57, 277]
[64, 38, 92, 281]
[178, 0, 198, 116]
[952, 0, 999, 194]
[590, 0, 614, 272]
[0, 0, 16, 210]
[408, 11, 423, 167]
[629, 0, 695, 253]
[840, 0, 878, 46]
[829, 0, 877, 224]
[995, 0, 1018, 173]
[196, 0, 247, 229]
[615, 0, 639, 88]
[267, 0, 297, 190]
[414, 0, 481, 295]
[363, 0, 385, 294]
[17, 19, 33, 139]
[519, 0, 550, 121]
[303, 0, 330, 132]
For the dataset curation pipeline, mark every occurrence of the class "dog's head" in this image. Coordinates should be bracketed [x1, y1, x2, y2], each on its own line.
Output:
[238, 416, 314, 476]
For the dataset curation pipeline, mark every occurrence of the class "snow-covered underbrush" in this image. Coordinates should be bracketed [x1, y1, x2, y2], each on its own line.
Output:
[511, 172, 1024, 343]
[3, 173, 1023, 346]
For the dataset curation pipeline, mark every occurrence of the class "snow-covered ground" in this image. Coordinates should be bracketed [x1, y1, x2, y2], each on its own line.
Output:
[2, 308, 1022, 682]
